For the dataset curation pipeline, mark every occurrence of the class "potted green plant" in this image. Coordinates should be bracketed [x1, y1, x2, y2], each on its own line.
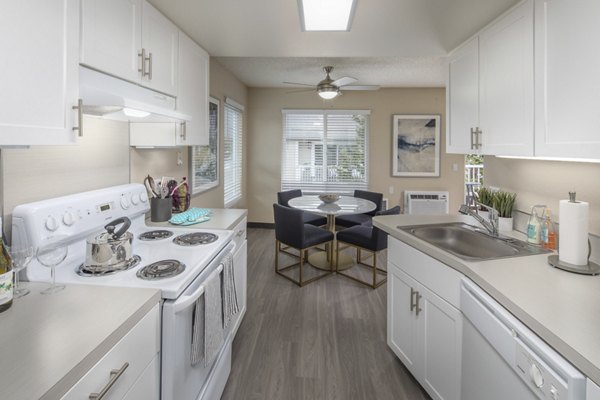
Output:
[475, 186, 494, 220]
[493, 190, 517, 232]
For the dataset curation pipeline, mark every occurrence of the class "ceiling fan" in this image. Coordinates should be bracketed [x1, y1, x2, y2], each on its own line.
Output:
[284, 66, 380, 100]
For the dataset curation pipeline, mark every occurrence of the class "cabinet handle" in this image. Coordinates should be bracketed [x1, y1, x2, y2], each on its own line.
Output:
[236, 229, 245, 237]
[470, 128, 476, 150]
[72, 99, 83, 137]
[147, 52, 153, 80]
[88, 362, 129, 400]
[415, 292, 422, 316]
[180, 122, 187, 141]
[138, 48, 146, 76]
[477, 128, 483, 149]
[410, 287, 417, 312]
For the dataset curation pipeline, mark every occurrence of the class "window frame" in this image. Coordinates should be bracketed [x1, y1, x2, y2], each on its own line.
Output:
[189, 96, 220, 195]
[223, 99, 244, 207]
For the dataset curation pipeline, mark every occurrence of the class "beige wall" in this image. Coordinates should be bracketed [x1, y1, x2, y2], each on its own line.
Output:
[130, 58, 248, 209]
[485, 156, 600, 235]
[1, 117, 130, 240]
[246, 87, 465, 223]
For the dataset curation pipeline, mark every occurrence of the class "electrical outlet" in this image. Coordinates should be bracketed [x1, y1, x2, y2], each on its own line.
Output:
[176, 151, 183, 166]
[452, 163, 459, 172]
[389, 186, 395, 194]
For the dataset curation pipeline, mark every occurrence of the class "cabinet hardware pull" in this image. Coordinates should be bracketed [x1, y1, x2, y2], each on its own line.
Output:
[236, 229, 244, 237]
[470, 128, 476, 150]
[72, 99, 83, 137]
[180, 122, 187, 141]
[88, 362, 129, 400]
[477, 128, 483, 149]
[138, 48, 146, 76]
[415, 292, 422, 316]
[410, 287, 417, 312]
[147, 52, 153, 80]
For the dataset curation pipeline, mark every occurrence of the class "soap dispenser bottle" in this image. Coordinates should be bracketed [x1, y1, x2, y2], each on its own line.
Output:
[527, 205, 546, 245]
[541, 209, 557, 250]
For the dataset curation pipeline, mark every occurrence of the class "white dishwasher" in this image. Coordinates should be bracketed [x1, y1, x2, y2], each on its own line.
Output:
[460, 278, 585, 400]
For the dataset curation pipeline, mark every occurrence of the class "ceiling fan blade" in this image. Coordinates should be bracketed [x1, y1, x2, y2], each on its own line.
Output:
[286, 88, 315, 94]
[283, 81, 315, 87]
[341, 85, 381, 91]
[331, 76, 357, 87]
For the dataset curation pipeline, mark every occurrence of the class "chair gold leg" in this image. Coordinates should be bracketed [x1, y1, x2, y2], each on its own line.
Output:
[299, 249, 304, 287]
[275, 240, 279, 273]
[372, 253, 377, 289]
[335, 240, 340, 273]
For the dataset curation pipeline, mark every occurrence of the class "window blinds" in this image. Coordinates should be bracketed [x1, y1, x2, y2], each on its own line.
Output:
[224, 103, 243, 207]
[281, 109, 369, 194]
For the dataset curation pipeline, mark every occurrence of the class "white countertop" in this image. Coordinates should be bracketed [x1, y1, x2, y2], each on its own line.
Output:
[147, 208, 247, 231]
[0, 282, 160, 400]
[373, 214, 600, 385]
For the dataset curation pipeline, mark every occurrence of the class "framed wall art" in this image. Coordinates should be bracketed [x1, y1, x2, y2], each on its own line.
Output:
[190, 96, 220, 194]
[392, 115, 440, 177]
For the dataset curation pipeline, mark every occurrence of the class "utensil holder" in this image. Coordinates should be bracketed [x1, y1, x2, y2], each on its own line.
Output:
[151, 198, 172, 222]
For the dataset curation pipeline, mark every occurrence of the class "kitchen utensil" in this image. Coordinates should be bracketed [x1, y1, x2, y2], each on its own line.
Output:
[151, 197, 172, 221]
[84, 217, 133, 271]
[37, 236, 68, 295]
[144, 175, 159, 198]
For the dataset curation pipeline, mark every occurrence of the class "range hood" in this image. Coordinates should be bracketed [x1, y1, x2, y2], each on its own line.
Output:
[79, 66, 191, 123]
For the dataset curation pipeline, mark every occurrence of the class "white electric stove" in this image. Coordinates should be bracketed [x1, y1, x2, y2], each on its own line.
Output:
[11, 184, 238, 400]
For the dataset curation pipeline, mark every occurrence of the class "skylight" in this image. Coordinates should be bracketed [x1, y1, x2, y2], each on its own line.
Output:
[298, 0, 357, 32]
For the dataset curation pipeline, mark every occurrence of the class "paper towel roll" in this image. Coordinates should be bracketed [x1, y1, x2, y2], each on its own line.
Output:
[559, 199, 589, 265]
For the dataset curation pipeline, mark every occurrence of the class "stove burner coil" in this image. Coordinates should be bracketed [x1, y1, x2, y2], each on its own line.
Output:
[173, 232, 218, 246]
[77, 255, 142, 277]
[137, 259, 186, 280]
[138, 230, 174, 241]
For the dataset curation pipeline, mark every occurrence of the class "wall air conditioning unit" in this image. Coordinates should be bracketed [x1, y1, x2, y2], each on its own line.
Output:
[405, 191, 449, 215]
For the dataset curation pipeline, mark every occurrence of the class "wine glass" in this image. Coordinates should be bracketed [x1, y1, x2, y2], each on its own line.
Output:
[36, 241, 68, 295]
[9, 245, 34, 298]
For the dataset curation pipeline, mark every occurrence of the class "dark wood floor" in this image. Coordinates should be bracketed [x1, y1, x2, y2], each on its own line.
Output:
[221, 228, 431, 400]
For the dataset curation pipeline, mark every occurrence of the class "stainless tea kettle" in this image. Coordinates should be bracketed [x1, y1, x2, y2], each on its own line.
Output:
[85, 217, 134, 271]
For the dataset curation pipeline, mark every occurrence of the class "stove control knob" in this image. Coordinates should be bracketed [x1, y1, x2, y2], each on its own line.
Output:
[120, 195, 131, 210]
[140, 191, 148, 203]
[62, 211, 76, 226]
[529, 364, 544, 388]
[45, 216, 59, 232]
[550, 385, 559, 400]
[131, 193, 140, 205]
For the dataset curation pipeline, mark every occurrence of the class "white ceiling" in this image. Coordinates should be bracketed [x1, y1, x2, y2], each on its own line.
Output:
[148, 0, 519, 88]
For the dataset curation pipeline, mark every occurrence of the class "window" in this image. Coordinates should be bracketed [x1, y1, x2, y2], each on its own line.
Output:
[223, 100, 243, 207]
[190, 97, 219, 194]
[281, 109, 369, 193]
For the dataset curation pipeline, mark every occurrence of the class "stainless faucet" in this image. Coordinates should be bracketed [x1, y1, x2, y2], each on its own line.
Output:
[459, 202, 500, 237]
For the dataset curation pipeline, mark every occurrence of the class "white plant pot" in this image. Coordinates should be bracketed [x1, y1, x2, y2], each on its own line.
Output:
[498, 217, 513, 233]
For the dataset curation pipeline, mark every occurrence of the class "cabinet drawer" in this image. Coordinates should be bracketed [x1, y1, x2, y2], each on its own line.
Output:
[389, 237, 462, 308]
[232, 217, 247, 249]
[62, 304, 160, 400]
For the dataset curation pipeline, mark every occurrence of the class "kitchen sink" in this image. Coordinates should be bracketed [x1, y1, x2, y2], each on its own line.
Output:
[399, 222, 551, 261]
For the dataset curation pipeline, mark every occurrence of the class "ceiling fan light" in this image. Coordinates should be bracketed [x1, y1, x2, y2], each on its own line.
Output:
[299, 0, 357, 31]
[318, 88, 339, 100]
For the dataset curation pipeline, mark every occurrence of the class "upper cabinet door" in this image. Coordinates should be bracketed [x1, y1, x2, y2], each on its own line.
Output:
[479, 0, 534, 156]
[177, 32, 209, 146]
[142, 1, 178, 96]
[534, 0, 600, 159]
[446, 37, 480, 154]
[80, 0, 142, 84]
[0, 0, 80, 145]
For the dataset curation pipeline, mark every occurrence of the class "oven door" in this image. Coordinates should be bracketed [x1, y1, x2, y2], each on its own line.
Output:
[161, 242, 235, 400]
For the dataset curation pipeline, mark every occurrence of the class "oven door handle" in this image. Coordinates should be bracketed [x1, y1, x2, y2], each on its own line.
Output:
[173, 264, 223, 314]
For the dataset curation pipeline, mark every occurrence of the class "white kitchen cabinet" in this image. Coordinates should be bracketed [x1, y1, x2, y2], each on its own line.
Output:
[534, 0, 600, 159]
[122, 356, 160, 400]
[230, 217, 247, 338]
[0, 0, 81, 146]
[80, 0, 142, 84]
[61, 304, 160, 400]
[446, 37, 480, 154]
[587, 379, 600, 400]
[446, 0, 534, 156]
[80, 0, 178, 96]
[177, 32, 210, 146]
[387, 238, 462, 400]
[479, 0, 534, 156]
[130, 122, 185, 147]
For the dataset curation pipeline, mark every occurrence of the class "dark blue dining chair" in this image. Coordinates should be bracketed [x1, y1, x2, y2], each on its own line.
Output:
[277, 189, 327, 227]
[273, 204, 334, 287]
[335, 190, 383, 228]
[335, 206, 401, 289]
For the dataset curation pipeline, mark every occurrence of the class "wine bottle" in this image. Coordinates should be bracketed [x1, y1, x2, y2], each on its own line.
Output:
[0, 217, 13, 313]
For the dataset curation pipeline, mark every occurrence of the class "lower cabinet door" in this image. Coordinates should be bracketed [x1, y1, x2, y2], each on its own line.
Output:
[122, 355, 160, 400]
[387, 263, 419, 373]
[231, 239, 247, 338]
[418, 284, 462, 400]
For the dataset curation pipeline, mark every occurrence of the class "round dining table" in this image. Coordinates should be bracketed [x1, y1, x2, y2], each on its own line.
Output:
[288, 195, 376, 270]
